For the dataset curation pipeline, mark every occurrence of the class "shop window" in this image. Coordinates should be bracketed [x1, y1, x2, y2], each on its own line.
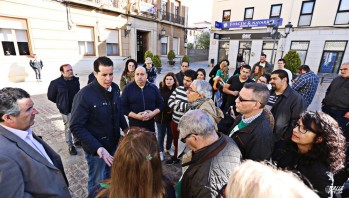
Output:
[334, 0, 349, 24]
[105, 29, 119, 56]
[238, 41, 252, 64]
[290, 41, 310, 64]
[0, 17, 30, 56]
[319, 41, 347, 73]
[270, 4, 282, 18]
[76, 26, 95, 56]
[218, 41, 229, 62]
[262, 41, 278, 63]
[298, 1, 315, 26]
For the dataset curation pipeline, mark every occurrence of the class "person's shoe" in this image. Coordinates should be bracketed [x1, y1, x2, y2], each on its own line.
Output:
[166, 157, 180, 165]
[74, 141, 82, 147]
[160, 152, 164, 161]
[165, 148, 174, 156]
[69, 145, 77, 155]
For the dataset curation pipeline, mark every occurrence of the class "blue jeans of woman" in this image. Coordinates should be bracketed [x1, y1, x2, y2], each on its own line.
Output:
[156, 122, 173, 152]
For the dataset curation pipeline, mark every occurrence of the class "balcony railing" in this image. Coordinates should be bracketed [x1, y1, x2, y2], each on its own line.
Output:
[162, 11, 185, 25]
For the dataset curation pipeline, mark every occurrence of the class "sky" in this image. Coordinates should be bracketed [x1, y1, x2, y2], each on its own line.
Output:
[187, 0, 212, 26]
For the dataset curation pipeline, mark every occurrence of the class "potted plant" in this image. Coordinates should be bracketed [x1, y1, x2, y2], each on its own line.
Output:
[144, 50, 153, 60]
[153, 55, 162, 74]
[167, 50, 176, 66]
[182, 55, 190, 63]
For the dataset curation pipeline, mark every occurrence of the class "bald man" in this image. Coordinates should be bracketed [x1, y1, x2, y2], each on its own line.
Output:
[121, 67, 164, 132]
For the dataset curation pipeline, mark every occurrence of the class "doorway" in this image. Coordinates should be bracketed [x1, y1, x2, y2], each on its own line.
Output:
[136, 31, 149, 64]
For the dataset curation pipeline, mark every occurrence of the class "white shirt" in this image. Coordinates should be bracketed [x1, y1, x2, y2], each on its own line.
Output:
[0, 124, 53, 165]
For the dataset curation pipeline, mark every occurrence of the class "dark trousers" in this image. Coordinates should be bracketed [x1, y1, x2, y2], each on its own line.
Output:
[33, 68, 42, 80]
[170, 121, 179, 160]
[322, 105, 349, 138]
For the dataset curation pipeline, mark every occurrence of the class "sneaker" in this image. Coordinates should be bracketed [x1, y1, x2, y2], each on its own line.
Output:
[165, 148, 174, 157]
[166, 157, 180, 165]
[69, 145, 78, 155]
[160, 152, 164, 161]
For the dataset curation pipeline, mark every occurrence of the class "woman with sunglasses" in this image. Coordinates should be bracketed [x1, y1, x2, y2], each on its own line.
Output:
[92, 127, 175, 198]
[273, 111, 346, 198]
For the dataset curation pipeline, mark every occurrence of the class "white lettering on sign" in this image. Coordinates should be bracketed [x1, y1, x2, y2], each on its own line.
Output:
[242, 34, 251, 39]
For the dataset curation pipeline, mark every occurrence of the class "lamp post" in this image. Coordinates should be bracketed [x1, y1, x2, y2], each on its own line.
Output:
[159, 27, 166, 40]
[267, 21, 293, 64]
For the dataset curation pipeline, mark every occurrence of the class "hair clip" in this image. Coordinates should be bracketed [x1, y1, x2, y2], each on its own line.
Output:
[146, 154, 152, 161]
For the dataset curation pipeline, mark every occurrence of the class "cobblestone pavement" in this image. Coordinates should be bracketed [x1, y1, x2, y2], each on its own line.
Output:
[4, 61, 330, 197]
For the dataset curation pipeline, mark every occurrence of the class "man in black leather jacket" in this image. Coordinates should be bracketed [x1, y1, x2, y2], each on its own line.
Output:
[70, 57, 128, 194]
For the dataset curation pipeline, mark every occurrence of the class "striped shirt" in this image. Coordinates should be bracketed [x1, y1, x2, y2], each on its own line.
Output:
[168, 86, 188, 123]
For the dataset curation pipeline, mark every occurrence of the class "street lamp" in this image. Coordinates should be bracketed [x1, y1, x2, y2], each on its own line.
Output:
[124, 23, 131, 38]
[159, 27, 166, 40]
[267, 21, 293, 64]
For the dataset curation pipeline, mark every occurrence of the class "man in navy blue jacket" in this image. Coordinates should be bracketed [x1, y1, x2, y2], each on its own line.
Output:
[121, 67, 164, 132]
[48, 64, 80, 155]
[70, 56, 128, 194]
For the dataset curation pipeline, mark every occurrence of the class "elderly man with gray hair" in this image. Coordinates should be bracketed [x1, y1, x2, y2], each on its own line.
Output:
[228, 83, 274, 161]
[177, 109, 241, 197]
[187, 79, 223, 123]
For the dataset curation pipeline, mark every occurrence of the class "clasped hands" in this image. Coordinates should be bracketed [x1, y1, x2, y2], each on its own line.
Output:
[137, 110, 154, 121]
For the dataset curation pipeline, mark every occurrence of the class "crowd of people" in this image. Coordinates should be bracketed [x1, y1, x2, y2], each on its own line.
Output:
[0, 54, 349, 198]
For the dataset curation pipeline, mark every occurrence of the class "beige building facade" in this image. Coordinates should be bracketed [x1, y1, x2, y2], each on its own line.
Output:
[210, 0, 349, 74]
[0, 0, 188, 83]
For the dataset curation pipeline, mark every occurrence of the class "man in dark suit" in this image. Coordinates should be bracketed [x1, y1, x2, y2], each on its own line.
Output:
[0, 87, 70, 197]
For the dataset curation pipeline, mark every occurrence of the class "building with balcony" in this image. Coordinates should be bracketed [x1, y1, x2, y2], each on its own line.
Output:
[210, 0, 349, 74]
[0, 0, 188, 83]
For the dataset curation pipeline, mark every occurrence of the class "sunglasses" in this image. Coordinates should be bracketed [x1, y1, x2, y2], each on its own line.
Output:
[237, 95, 257, 103]
[180, 133, 198, 143]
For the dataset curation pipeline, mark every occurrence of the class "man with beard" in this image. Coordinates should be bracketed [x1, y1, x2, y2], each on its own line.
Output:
[267, 69, 305, 142]
[223, 65, 254, 114]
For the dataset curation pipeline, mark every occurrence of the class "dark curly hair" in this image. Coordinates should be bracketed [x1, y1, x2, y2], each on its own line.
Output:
[300, 111, 346, 173]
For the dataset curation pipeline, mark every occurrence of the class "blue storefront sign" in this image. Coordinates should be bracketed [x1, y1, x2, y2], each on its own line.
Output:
[215, 18, 283, 29]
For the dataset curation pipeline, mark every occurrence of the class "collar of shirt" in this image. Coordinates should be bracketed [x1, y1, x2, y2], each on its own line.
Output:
[107, 86, 112, 92]
[241, 109, 263, 124]
[0, 124, 32, 140]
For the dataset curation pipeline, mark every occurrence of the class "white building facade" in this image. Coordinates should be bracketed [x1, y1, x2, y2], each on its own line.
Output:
[0, 0, 188, 83]
[209, 0, 349, 74]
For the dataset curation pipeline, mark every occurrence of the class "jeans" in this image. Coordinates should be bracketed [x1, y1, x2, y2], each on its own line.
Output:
[61, 113, 77, 146]
[85, 152, 111, 194]
[156, 122, 173, 152]
[33, 68, 42, 80]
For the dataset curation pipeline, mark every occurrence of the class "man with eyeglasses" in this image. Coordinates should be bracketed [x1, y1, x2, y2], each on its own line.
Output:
[176, 61, 190, 86]
[47, 64, 80, 155]
[228, 83, 274, 161]
[291, 65, 319, 107]
[267, 70, 306, 143]
[322, 62, 349, 137]
[223, 65, 254, 114]
[177, 109, 241, 197]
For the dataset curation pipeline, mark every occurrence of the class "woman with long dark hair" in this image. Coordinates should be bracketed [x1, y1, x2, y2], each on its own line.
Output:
[155, 72, 178, 160]
[274, 111, 346, 197]
[93, 127, 175, 198]
[120, 59, 137, 91]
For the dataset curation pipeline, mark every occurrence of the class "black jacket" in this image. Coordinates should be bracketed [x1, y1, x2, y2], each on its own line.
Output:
[121, 81, 164, 131]
[47, 75, 80, 114]
[270, 86, 306, 141]
[229, 111, 274, 161]
[274, 143, 333, 198]
[154, 84, 176, 124]
[181, 134, 241, 198]
[252, 61, 273, 73]
[176, 71, 185, 86]
[70, 80, 128, 155]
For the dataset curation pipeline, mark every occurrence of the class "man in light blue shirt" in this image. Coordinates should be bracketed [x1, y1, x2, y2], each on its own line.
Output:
[0, 87, 70, 197]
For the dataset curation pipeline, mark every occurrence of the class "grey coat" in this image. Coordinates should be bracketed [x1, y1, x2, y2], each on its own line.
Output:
[0, 125, 71, 198]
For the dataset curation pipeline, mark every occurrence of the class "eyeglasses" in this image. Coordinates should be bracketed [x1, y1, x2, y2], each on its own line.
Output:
[237, 95, 257, 103]
[181, 133, 198, 143]
[339, 68, 348, 71]
[294, 123, 309, 134]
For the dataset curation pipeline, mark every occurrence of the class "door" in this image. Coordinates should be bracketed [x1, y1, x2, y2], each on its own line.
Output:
[137, 31, 148, 64]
